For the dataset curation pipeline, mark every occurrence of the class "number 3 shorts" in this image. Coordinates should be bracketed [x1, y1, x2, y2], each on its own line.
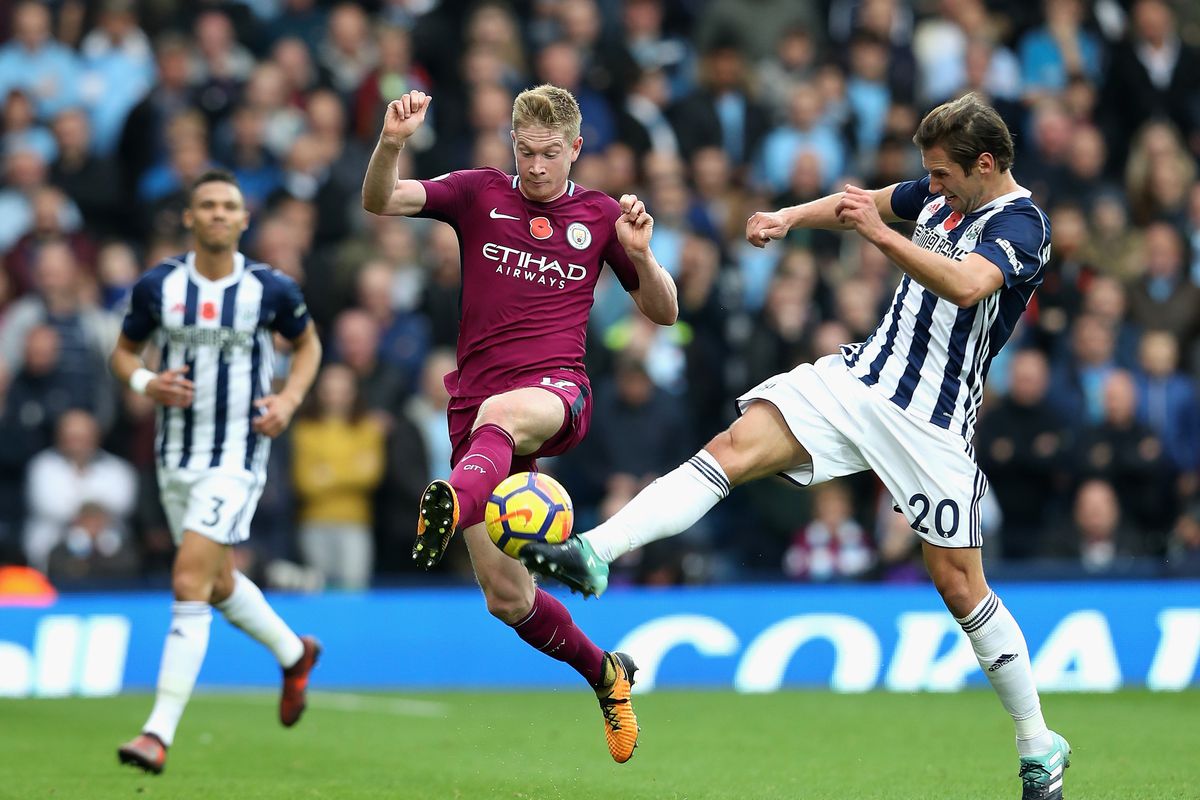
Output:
[158, 467, 264, 545]
[737, 354, 989, 548]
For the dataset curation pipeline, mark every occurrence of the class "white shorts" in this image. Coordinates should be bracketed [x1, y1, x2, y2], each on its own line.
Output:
[158, 467, 265, 546]
[737, 354, 988, 548]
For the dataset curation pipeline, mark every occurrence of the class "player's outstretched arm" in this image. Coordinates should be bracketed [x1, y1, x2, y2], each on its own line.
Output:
[253, 321, 321, 439]
[745, 183, 904, 247]
[617, 193, 678, 326]
[362, 90, 432, 217]
[110, 334, 195, 407]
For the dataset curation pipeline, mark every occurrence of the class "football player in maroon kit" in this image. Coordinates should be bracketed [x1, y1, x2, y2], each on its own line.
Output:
[361, 85, 677, 763]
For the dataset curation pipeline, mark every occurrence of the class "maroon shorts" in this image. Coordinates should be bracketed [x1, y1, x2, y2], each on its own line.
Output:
[447, 368, 592, 475]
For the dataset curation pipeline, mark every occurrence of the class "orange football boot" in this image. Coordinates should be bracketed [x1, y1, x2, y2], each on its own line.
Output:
[596, 651, 640, 763]
[414, 479, 460, 569]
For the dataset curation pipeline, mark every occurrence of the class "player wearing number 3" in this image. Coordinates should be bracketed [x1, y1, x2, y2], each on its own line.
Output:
[523, 94, 1072, 799]
[111, 170, 323, 774]
[361, 85, 677, 762]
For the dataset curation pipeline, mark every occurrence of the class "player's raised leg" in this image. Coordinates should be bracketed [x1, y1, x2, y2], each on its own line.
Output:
[118, 531, 223, 774]
[415, 388, 562, 568]
[212, 568, 318, 727]
[464, 522, 639, 762]
[522, 400, 810, 596]
[923, 545, 1070, 799]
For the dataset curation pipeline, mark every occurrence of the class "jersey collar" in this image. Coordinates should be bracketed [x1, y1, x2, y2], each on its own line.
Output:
[186, 251, 245, 287]
[972, 185, 1031, 214]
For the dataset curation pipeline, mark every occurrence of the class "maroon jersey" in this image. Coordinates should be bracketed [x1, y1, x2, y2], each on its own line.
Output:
[416, 168, 641, 398]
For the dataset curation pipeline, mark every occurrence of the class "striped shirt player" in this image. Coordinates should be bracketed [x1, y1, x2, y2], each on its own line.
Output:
[120, 251, 311, 544]
[114, 171, 321, 776]
[734, 176, 1050, 548]
[842, 175, 1050, 445]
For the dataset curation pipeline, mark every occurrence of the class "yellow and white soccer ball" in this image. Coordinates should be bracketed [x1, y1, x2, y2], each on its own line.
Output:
[485, 472, 574, 558]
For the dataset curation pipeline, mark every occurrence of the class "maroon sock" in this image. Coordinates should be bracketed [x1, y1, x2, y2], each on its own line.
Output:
[450, 423, 514, 527]
[511, 588, 607, 686]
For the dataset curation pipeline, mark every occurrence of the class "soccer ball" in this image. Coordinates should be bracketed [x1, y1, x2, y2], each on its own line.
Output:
[485, 472, 574, 558]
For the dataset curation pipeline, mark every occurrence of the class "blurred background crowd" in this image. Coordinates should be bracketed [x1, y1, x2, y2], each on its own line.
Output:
[1, 0, 1199, 593]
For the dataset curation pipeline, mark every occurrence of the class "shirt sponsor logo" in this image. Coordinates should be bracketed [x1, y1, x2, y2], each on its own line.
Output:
[530, 216, 552, 240]
[996, 237, 1022, 273]
[165, 326, 255, 352]
[912, 224, 971, 261]
[567, 222, 592, 250]
[482, 242, 587, 289]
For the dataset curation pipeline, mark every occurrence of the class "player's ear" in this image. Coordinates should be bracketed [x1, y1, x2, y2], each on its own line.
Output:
[978, 152, 995, 175]
[182, 207, 194, 230]
[570, 135, 583, 162]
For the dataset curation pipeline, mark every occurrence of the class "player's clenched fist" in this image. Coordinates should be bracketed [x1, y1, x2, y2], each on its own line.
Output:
[834, 184, 887, 242]
[148, 365, 194, 408]
[616, 193, 654, 254]
[380, 90, 431, 150]
[746, 210, 789, 248]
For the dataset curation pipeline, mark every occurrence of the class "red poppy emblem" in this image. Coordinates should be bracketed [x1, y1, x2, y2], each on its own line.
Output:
[530, 216, 552, 240]
[943, 211, 964, 231]
[201, 301, 218, 320]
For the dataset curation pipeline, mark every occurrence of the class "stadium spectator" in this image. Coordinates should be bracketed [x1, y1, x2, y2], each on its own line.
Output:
[3, 88, 56, 165]
[1133, 330, 1200, 493]
[1124, 120, 1196, 226]
[0, 241, 117, 426]
[1074, 370, 1175, 546]
[1101, 0, 1200, 166]
[1166, 501, 1200, 576]
[292, 364, 385, 590]
[1064, 479, 1140, 573]
[46, 501, 141, 584]
[4, 186, 98, 296]
[49, 109, 125, 238]
[1018, 0, 1104, 103]
[757, 82, 845, 194]
[355, 259, 430, 390]
[117, 34, 195, 201]
[317, 3, 378, 97]
[331, 308, 408, 420]
[694, 0, 823, 61]
[1047, 313, 1120, 427]
[0, 1, 83, 121]
[668, 38, 770, 168]
[1126, 221, 1200, 362]
[0, 146, 82, 253]
[979, 350, 1069, 560]
[190, 9, 255, 128]
[783, 482, 875, 581]
[23, 409, 136, 571]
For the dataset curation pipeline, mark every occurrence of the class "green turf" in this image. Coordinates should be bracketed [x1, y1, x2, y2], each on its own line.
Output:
[2, 690, 1197, 799]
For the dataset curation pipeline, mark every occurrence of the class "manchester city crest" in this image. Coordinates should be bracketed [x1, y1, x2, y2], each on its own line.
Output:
[567, 222, 592, 250]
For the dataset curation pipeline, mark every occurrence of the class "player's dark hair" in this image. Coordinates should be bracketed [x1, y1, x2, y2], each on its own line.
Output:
[189, 169, 241, 205]
[913, 92, 1014, 174]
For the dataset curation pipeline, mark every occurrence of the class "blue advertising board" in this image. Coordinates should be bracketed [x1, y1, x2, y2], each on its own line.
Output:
[1, 582, 1198, 696]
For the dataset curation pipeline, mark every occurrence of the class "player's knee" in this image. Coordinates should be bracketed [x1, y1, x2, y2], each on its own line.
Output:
[930, 569, 975, 616]
[171, 565, 213, 602]
[474, 397, 521, 441]
[481, 579, 534, 624]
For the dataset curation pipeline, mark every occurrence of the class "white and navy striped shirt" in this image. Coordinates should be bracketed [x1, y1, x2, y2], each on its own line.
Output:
[121, 252, 310, 478]
[841, 176, 1050, 443]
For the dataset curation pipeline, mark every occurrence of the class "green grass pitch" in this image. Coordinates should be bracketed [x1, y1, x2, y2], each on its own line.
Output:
[2, 690, 1197, 799]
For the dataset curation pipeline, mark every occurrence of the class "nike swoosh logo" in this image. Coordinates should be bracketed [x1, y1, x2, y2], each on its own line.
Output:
[496, 509, 533, 524]
[490, 208, 520, 220]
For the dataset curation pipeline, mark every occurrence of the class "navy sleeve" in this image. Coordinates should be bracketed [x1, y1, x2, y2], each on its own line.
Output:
[120, 270, 163, 342]
[889, 176, 933, 221]
[266, 271, 312, 339]
[974, 204, 1051, 289]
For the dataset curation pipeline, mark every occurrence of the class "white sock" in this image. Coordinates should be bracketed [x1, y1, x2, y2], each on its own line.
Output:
[583, 450, 730, 562]
[957, 591, 1053, 756]
[215, 572, 305, 668]
[144, 601, 211, 747]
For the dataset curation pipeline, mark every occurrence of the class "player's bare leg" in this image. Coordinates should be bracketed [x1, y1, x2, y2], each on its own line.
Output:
[415, 388, 563, 568]
[923, 545, 1069, 799]
[119, 532, 224, 773]
[464, 522, 640, 761]
[523, 401, 810, 595]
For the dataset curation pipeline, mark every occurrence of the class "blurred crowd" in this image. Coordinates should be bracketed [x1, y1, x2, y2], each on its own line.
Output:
[1, 0, 1199, 592]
